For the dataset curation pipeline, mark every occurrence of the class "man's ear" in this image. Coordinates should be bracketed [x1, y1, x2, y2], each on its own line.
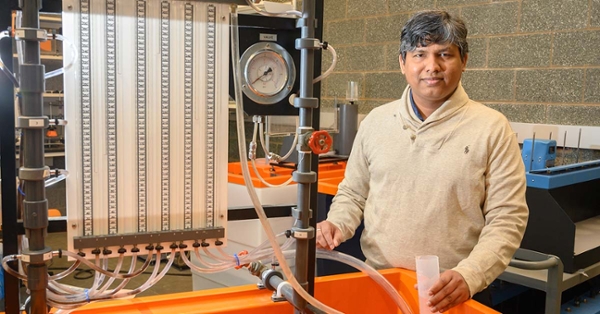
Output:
[399, 55, 405, 74]
[462, 53, 469, 72]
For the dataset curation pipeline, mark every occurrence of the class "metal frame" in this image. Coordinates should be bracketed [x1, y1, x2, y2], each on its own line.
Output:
[0, 1, 324, 313]
[499, 248, 600, 314]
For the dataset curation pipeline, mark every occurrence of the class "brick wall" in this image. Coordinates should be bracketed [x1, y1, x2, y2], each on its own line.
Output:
[321, 0, 600, 127]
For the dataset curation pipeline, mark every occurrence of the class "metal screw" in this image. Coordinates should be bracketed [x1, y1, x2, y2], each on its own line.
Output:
[71, 224, 77, 228]
[67, 5, 73, 10]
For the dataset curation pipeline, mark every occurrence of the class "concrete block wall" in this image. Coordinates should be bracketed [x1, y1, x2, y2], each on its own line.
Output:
[321, 0, 600, 128]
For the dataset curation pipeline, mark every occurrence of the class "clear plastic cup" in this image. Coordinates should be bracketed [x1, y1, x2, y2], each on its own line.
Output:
[416, 255, 440, 314]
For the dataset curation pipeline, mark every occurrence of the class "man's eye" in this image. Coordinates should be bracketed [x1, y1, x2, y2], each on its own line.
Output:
[413, 53, 423, 58]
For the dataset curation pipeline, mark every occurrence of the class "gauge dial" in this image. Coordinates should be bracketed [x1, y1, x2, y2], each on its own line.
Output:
[240, 42, 296, 105]
[245, 51, 287, 97]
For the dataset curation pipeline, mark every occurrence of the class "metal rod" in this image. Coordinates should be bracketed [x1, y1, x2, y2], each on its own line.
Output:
[294, 0, 316, 312]
[0, 1, 21, 312]
[562, 131, 567, 166]
[19, 0, 50, 313]
[529, 132, 536, 172]
[308, 0, 324, 296]
[576, 128, 582, 163]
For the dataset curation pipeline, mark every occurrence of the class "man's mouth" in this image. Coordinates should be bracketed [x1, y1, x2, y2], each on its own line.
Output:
[422, 77, 443, 85]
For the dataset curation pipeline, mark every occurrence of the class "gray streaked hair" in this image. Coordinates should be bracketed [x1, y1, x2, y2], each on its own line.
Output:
[399, 10, 469, 62]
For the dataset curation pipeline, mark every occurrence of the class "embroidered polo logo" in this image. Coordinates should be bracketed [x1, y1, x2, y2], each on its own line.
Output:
[464, 145, 470, 154]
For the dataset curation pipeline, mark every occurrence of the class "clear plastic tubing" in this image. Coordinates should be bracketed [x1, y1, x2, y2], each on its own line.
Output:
[316, 249, 413, 314]
[231, 8, 342, 314]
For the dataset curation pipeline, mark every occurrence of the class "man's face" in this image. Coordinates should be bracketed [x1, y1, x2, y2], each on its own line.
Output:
[399, 43, 468, 107]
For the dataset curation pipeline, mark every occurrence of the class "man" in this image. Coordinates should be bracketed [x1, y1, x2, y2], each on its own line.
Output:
[316, 10, 528, 313]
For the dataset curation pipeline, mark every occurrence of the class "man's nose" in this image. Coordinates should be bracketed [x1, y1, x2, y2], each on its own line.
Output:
[425, 55, 442, 73]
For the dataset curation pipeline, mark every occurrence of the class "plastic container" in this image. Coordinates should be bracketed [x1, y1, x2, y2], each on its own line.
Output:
[416, 255, 440, 314]
[66, 268, 498, 314]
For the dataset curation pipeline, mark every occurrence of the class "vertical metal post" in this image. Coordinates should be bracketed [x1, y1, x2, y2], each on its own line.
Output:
[307, 0, 324, 296]
[293, 0, 317, 312]
[17, 0, 51, 313]
[1, 1, 22, 313]
[545, 257, 563, 314]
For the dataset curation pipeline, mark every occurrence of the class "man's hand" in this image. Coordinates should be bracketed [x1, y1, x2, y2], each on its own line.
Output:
[426, 270, 470, 313]
[316, 221, 343, 250]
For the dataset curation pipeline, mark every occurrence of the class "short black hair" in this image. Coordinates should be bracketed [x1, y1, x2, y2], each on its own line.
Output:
[399, 10, 469, 62]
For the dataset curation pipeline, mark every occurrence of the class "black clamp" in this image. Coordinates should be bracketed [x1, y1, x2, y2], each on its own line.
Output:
[17, 116, 49, 129]
[14, 28, 47, 42]
[19, 166, 50, 181]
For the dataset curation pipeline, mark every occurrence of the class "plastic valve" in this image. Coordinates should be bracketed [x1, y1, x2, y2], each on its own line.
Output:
[308, 130, 333, 154]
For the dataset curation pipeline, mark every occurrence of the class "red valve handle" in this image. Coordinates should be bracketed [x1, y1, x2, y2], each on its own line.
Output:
[308, 130, 333, 154]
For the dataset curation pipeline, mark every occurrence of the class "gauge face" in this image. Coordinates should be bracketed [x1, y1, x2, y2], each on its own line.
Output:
[245, 51, 288, 97]
[240, 42, 296, 105]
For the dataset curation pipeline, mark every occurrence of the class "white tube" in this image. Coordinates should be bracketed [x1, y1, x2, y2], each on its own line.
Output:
[250, 159, 295, 187]
[45, 34, 78, 79]
[92, 253, 125, 296]
[231, 9, 342, 314]
[244, 0, 301, 18]
[313, 44, 337, 84]
[316, 249, 413, 314]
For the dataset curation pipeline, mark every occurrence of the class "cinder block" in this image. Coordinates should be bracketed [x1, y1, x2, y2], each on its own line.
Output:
[488, 34, 551, 68]
[521, 0, 588, 32]
[485, 103, 547, 123]
[327, 20, 365, 45]
[347, 0, 387, 17]
[553, 31, 600, 66]
[548, 105, 600, 126]
[366, 14, 408, 43]
[462, 70, 515, 101]
[461, 2, 518, 35]
[364, 72, 407, 99]
[516, 69, 584, 103]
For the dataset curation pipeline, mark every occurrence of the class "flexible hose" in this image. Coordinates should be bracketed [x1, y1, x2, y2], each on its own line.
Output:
[316, 249, 413, 314]
[244, 0, 301, 17]
[45, 34, 78, 79]
[231, 8, 342, 314]
[313, 44, 337, 83]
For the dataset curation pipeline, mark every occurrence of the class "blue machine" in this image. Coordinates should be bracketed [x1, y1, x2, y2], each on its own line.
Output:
[522, 138, 557, 172]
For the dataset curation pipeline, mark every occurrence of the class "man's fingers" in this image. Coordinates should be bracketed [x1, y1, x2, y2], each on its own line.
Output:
[315, 221, 340, 250]
[427, 270, 470, 313]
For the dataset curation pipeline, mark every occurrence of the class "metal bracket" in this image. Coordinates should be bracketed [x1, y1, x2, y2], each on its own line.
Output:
[19, 166, 50, 181]
[14, 28, 47, 42]
[292, 170, 316, 184]
[292, 227, 315, 240]
[296, 18, 319, 28]
[297, 127, 313, 152]
[293, 96, 318, 109]
[21, 247, 53, 264]
[295, 38, 320, 50]
[17, 116, 49, 129]
[291, 207, 312, 220]
[73, 227, 225, 250]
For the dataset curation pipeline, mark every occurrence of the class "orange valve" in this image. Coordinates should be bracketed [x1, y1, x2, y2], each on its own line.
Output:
[308, 130, 333, 154]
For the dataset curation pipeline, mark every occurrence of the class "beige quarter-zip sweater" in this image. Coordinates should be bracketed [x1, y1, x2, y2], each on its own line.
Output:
[327, 83, 529, 296]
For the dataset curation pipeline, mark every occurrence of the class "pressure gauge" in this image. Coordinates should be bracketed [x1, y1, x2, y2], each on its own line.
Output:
[240, 42, 296, 105]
